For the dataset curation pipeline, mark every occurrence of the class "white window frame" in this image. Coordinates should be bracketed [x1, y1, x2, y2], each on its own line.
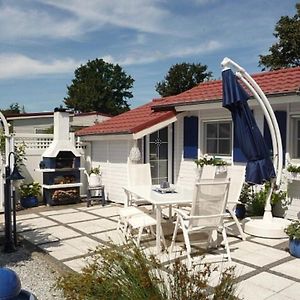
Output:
[203, 120, 232, 157]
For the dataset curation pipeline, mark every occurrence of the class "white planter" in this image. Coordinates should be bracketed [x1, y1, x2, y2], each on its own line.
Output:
[88, 173, 102, 187]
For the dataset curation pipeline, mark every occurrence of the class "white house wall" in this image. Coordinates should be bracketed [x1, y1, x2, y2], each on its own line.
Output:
[173, 101, 291, 186]
[91, 140, 131, 203]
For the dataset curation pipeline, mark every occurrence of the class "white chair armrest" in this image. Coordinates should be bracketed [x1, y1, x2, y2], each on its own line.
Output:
[173, 208, 190, 219]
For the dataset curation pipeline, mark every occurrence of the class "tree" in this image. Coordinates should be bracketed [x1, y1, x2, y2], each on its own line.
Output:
[0, 103, 25, 115]
[155, 62, 212, 97]
[259, 4, 300, 70]
[64, 58, 134, 115]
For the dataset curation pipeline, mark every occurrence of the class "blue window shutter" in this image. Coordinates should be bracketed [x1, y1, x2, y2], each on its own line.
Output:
[184, 116, 198, 159]
[263, 111, 287, 165]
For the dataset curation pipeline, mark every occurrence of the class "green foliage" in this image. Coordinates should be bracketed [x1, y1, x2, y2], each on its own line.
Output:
[155, 62, 212, 97]
[56, 242, 239, 300]
[14, 142, 27, 167]
[285, 220, 300, 240]
[0, 133, 27, 167]
[19, 182, 41, 198]
[89, 165, 101, 175]
[246, 182, 287, 216]
[0, 103, 25, 115]
[239, 184, 253, 204]
[259, 4, 300, 70]
[64, 58, 134, 116]
[195, 155, 227, 167]
[287, 164, 300, 173]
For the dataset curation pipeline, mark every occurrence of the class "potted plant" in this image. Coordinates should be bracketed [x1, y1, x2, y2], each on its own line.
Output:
[235, 183, 252, 219]
[87, 165, 102, 187]
[284, 220, 300, 258]
[19, 182, 41, 208]
[287, 164, 300, 179]
[194, 154, 227, 168]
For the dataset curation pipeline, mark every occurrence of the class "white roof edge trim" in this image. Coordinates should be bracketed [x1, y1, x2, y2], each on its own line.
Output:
[80, 134, 134, 141]
[133, 115, 177, 139]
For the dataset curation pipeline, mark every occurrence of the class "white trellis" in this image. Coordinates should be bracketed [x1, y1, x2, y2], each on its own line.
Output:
[0, 111, 13, 212]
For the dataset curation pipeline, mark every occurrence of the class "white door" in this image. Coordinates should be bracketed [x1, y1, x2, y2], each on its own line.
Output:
[149, 127, 168, 185]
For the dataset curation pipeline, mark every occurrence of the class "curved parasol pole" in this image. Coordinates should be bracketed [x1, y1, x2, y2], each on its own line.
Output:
[221, 57, 284, 224]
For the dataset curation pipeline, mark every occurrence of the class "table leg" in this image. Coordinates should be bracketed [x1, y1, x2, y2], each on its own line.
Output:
[101, 186, 106, 206]
[87, 189, 92, 207]
[156, 204, 162, 254]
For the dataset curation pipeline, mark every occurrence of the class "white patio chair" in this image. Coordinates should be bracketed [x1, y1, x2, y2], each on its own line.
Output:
[198, 165, 217, 180]
[126, 212, 167, 248]
[224, 165, 247, 241]
[117, 163, 153, 236]
[176, 165, 217, 211]
[127, 163, 152, 206]
[170, 178, 231, 269]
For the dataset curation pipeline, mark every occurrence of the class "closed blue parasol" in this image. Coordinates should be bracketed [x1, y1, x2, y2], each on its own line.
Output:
[222, 68, 275, 184]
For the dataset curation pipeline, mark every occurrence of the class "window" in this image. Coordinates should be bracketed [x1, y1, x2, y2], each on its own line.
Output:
[293, 118, 300, 158]
[204, 121, 232, 156]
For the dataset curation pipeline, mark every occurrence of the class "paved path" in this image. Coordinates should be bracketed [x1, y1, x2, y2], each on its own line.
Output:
[1, 203, 300, 300]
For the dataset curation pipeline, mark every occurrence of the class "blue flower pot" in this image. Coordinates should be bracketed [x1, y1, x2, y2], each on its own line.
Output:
[20, 196, 38, 209]
[235, 204, 246, 219]
[289, 239, 300, 258]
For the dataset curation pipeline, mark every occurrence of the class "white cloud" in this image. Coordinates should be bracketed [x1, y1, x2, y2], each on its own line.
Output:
[38, 0, 175, 35]
[103, 40, 222, 66]
[0, 4, 85, 40]
[0, 53, 81, 79]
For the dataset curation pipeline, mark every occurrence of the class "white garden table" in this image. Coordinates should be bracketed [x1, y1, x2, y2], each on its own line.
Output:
[124, 185, 193, 253]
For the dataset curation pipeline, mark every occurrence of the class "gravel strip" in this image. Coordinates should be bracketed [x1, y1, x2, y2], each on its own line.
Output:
[0, 242, 65, 300]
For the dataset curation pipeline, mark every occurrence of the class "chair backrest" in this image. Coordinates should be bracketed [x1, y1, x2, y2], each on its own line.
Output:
[200, 165, 217, 180]
[225, 165, 246, 209]
[127, 163, 152, 188]
[190, 178, 230, 228]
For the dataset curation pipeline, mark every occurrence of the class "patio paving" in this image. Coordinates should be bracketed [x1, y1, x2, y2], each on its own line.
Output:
[1, 202, 299, 300]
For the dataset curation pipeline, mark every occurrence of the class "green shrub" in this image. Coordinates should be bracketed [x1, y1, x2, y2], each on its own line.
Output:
[195, 155, 227, 168]
[284, 220, 300, 240]
[56, 242, 239, 300]
[287, 164, 300, 173]
[246, 182, 287, 216]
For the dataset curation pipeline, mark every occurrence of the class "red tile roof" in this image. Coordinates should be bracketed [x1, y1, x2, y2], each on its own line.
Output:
[76, 102, 176, 136]
[152, 66, 300, 109]
[77, 66, 300, 136]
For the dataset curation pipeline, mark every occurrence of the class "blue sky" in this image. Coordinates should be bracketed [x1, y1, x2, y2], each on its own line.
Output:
[0, 0, 298, 112]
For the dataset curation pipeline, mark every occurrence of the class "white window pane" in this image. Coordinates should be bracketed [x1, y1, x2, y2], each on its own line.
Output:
[219, 123, 231, 138]
[206, 123, 217, 138]
[219, 140, 231, 155]
[207, 139, 217, 154]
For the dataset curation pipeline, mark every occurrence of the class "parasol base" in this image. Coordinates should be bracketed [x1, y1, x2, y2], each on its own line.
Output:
[243, 217, 291, 239]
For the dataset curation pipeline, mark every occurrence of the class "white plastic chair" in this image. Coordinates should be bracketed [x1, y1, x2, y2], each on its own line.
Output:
[127, 163, 152, 206]
[170, 178, 231, 269]
[198, 165, 217, 180]
[126, 212, 167, 248]
[117, 163, 153, 236]
[224, 165, 247, 241]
